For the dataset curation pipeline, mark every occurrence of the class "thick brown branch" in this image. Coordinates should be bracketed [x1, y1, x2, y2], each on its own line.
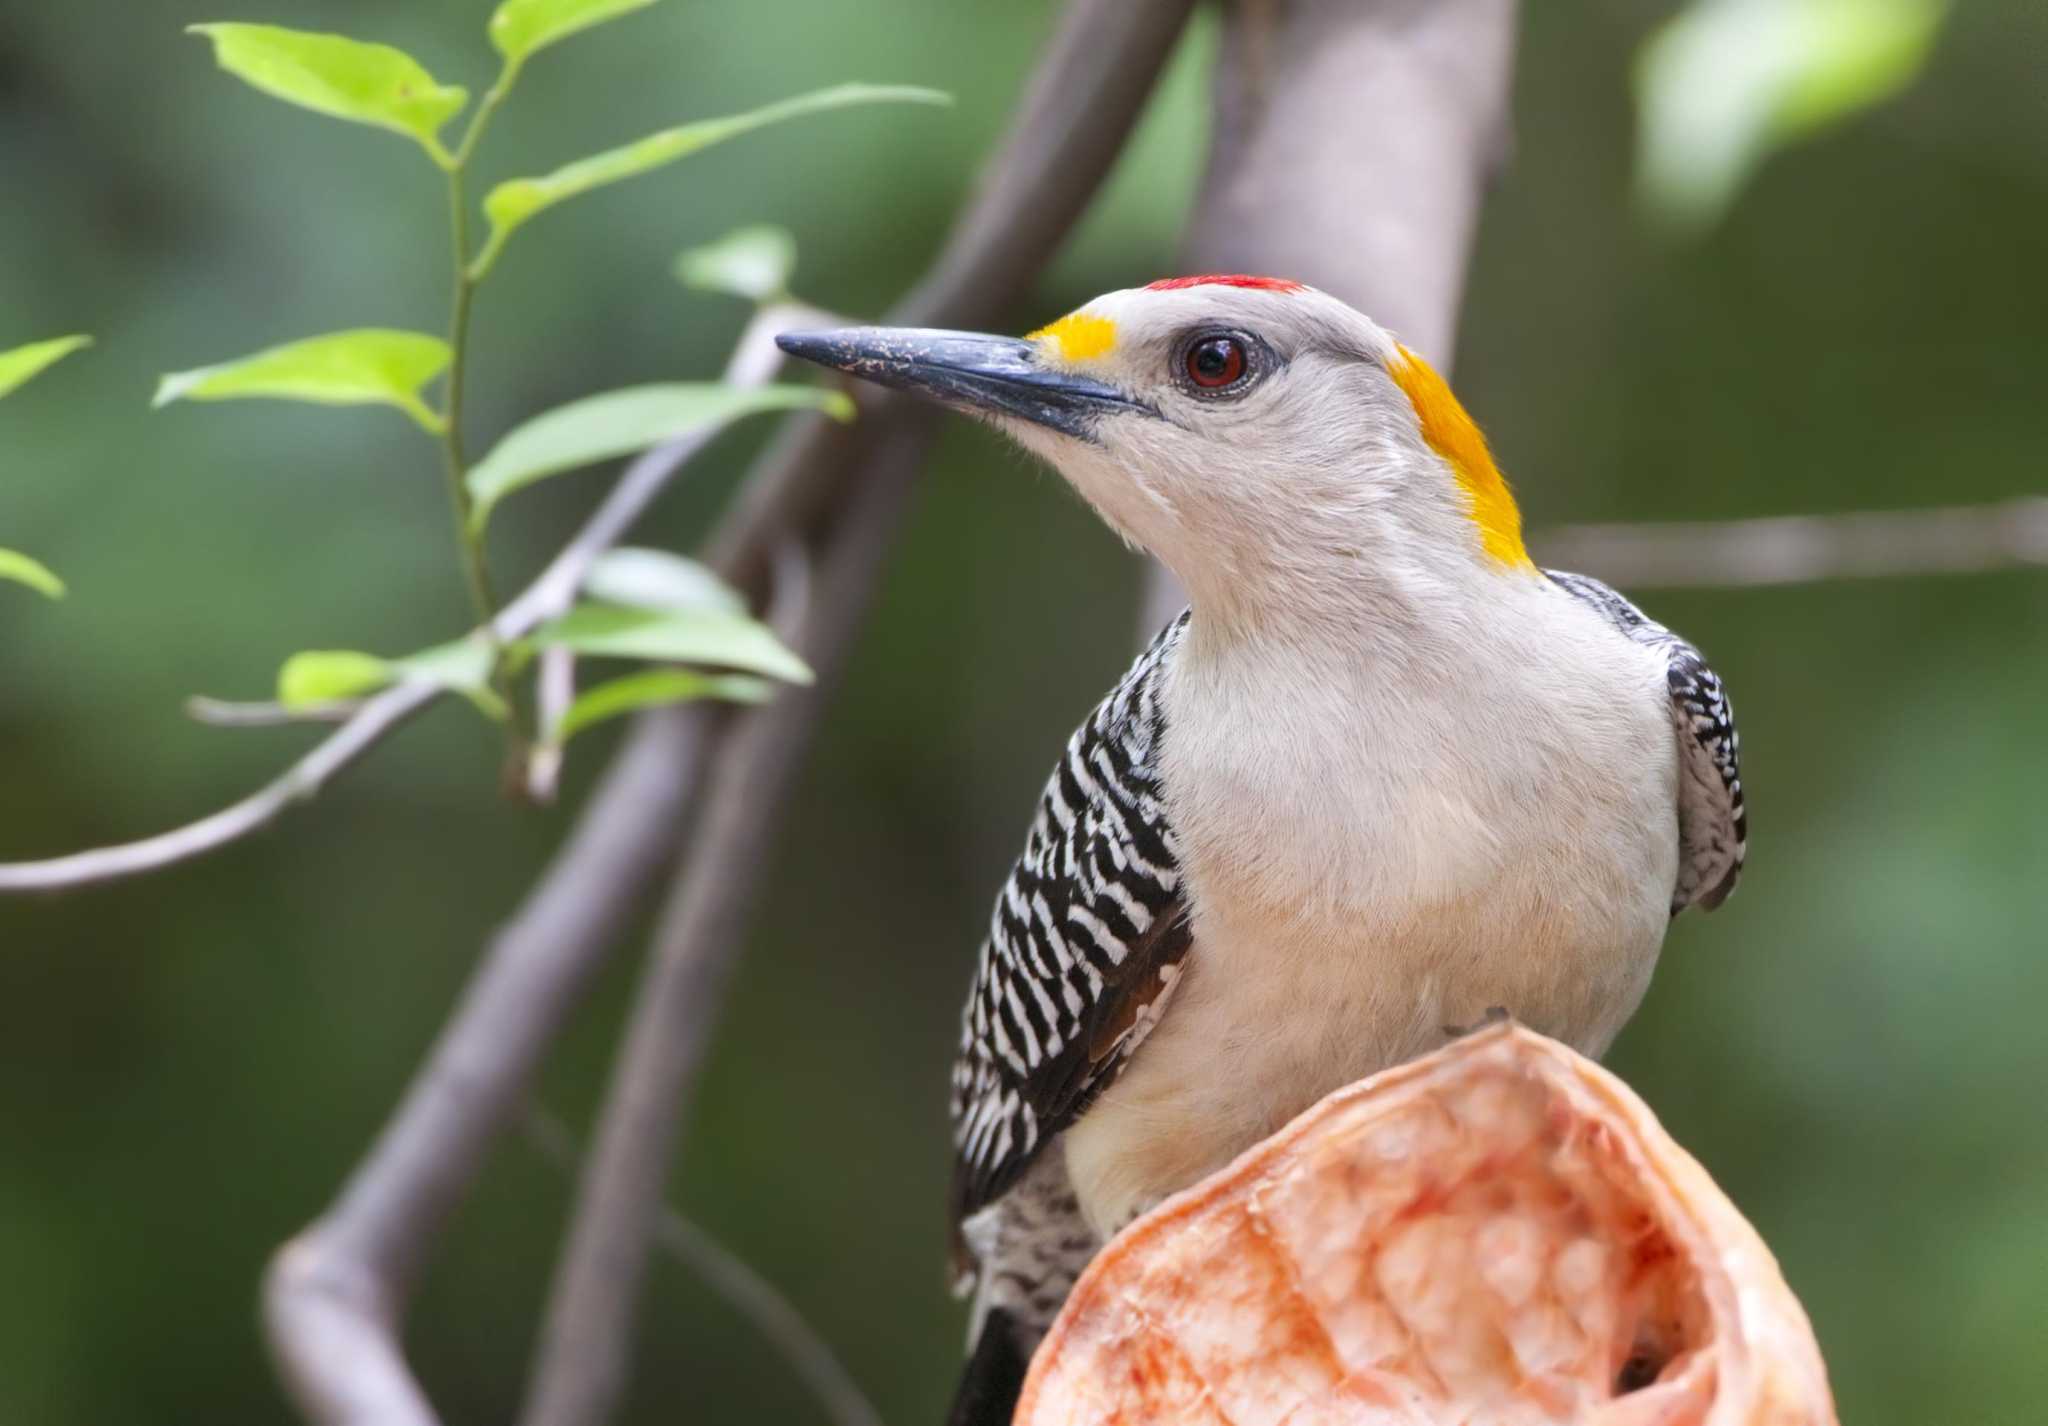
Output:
[1188, 0, 1518, 360]
[519, 2, 1202, 1420]
[264, 702, 717, 1426]
[1143, 0, 1521, 633]
[518, 419, 932, 1426]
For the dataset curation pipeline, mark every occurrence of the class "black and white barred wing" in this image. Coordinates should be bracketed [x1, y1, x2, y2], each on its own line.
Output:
[1547, 570, 1748, 912]
[949, 613, 1194, 1231]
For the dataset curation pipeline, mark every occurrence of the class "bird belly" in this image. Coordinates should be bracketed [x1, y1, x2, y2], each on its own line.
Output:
[1063, 627, 1679, 1239]
[1061, 885, 1668, 1239]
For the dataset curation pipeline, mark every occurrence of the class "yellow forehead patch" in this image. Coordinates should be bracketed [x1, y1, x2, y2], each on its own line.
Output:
[1388, 344, 1533, 570]
[1027, 310, 1117, 362]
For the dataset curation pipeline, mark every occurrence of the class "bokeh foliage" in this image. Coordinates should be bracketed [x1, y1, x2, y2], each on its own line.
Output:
[0, 333, 89, 597]
[164, 6, 938, 761]
[1, 2, 2043, 1424]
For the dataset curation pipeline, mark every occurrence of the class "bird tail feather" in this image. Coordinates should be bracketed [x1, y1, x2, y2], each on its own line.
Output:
[944, 1307, 1030, 1426]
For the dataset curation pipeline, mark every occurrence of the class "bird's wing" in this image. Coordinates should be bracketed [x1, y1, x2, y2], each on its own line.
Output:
[1547, 570, 1747, 912]
[949, 612, 1194, 1234]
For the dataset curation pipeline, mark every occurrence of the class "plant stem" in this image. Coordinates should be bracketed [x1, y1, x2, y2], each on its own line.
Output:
[437, 66, 529, 746]
[455, 61, 519, 171]
[439, 170, 500, 633]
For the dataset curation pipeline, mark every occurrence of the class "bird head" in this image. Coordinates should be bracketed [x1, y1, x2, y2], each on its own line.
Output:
[777, 277, 1533, 627]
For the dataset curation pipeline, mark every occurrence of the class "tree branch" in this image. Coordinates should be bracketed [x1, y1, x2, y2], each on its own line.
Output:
[260, 2, 1198, 1422]
[521, 1107, 883, 1426]
[1189, 0, 1518, 360]
[1531, 497, 2048, 588]
[1143, 0, 1521, 633]
[517, 4, 1201, 1424]
[706, 0, 1201, 597]
[518, 419, 931, 1426]
[184, 696, 360, 727]
[264, 699, 720, 1426]
[0, 680, 444, 894]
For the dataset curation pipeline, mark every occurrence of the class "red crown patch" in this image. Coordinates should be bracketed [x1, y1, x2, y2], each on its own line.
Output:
[1144, 274, 1306, 294]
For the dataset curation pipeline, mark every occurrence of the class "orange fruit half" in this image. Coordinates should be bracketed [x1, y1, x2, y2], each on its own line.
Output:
[1017, 1023, 1836, 1426]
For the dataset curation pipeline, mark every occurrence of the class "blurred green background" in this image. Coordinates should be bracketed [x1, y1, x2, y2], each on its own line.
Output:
[2, 1, 2044, 1422]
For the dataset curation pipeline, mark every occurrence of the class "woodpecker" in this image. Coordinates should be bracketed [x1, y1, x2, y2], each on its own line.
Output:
[778, 277, 1746, 1426]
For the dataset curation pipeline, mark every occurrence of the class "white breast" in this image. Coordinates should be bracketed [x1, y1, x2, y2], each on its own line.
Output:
[1062, 575, 1680, 1238]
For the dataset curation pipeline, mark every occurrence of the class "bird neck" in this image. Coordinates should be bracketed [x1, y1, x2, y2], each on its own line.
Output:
[1165, 468, 1540, 652]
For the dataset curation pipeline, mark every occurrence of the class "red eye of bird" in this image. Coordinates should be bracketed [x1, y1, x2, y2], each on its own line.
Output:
[1185, 335, 1246, 389]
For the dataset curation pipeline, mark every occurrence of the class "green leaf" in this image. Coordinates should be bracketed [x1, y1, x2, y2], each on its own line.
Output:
[277, 650, 394, 708]
[1635, 0, 1949, 232]
[675, 225, 797, 303]
[473, 83, 949, 275]
[188, 23, 467, 163]
[489, 0, 659, 64]
[530, 602, 813, 684]
[0, 549, 65, 599]
[555, 667, 771, 743]
[583, 547, 746, 616]
[0, 335, 91, 400]
[155, 329, 451, 434]
[465, 382, 852, 534]
[277, 637, 504, 718]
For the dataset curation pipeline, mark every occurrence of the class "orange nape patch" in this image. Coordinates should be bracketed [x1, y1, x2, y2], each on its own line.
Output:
[1388, 344, 1533, 570]
[1027, 311, 1117, 362]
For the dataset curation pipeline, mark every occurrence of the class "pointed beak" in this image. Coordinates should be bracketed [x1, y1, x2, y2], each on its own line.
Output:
[774, 326, 1150, 441]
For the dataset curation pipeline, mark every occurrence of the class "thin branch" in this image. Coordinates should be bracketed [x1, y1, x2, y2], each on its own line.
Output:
[0, 303, 805, 895]
[265, 699, 719, 1426]
[185, 696, 360, 728]
[0, 680, 444, 894]
[259, 4, 1195, 1423]
[1532, 497, 2048, 589]
[520, 1107, 885, 1426]
[518, 420, 929, 1426]
[1142, 0, 1522, 634]
[524, 647, 576, 804]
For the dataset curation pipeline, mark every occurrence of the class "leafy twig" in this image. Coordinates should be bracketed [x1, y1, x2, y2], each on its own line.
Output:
[0, 304, 807, 895]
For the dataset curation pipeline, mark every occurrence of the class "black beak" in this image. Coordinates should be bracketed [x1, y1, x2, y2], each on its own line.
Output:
[774, 326, 1150, 440]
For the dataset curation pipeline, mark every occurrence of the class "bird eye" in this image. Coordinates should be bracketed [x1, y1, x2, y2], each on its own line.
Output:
[1183, 335, 1248, 392]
